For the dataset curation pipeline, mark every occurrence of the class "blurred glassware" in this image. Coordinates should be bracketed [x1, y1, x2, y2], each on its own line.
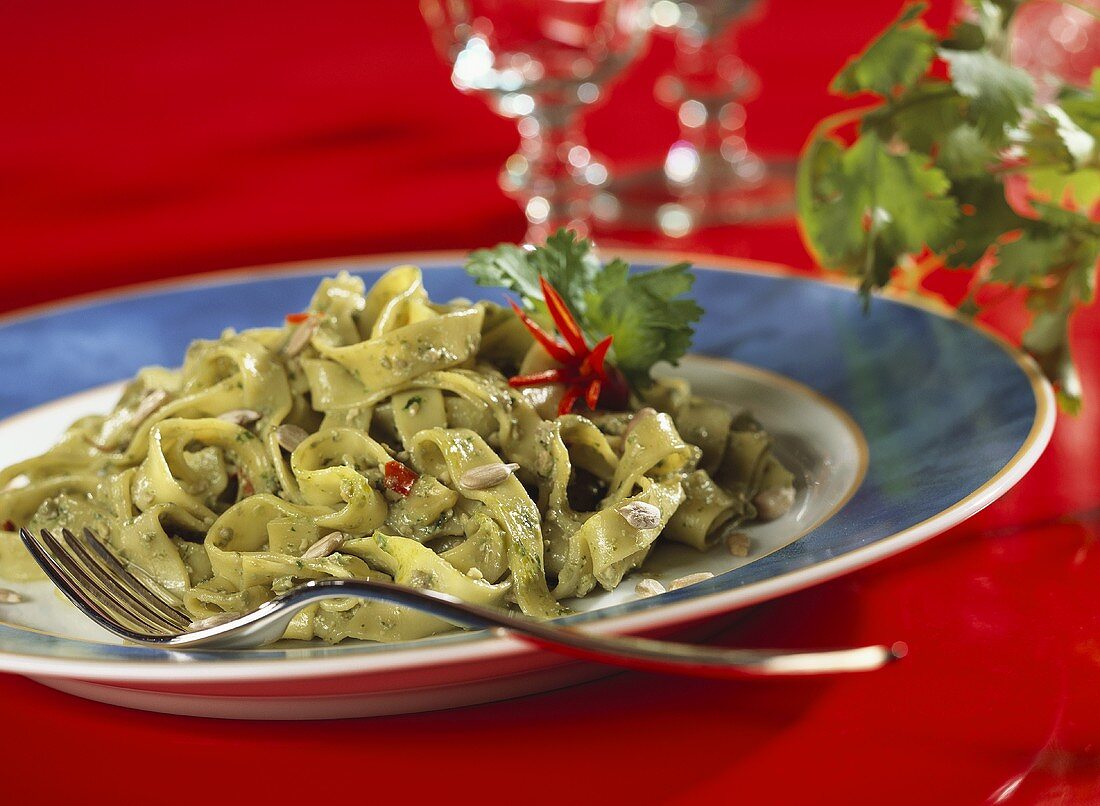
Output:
[1007, 0, 1099, 103]
[612, 0, 795, 237]
[420, 0, 652, 243]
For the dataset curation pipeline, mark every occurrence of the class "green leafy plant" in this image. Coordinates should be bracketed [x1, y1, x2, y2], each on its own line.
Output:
[466, 230, 702, 387]
[798, 1, 1100, 410]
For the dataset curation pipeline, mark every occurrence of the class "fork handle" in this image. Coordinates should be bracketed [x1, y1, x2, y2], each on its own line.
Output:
[235, 579, 906, 678]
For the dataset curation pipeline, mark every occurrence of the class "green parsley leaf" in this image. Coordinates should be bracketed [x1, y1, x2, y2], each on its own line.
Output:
[464, 230, 702, 388]
[938, 48, 1034, 143]
[941, 19, 985, 51]
[1022, 307, 1070, 361]
[831, 4, 935, 98]
[950, 0, 1009, 50]
[799, 0, 1096, 410]
[1017, 106, 1100, 214]
[990, 228, 1067, 286]
[1022, 307, 1081, 414]
[464, 243, 543, 305]
[938, 124, 995, 179]
[1026, 106, 1096, 170]
[584, 260, 703, 387]
[524, 229, 602, 315]
[1059, 69, 1100, 139]
[1027, 166, 1100, 216]
[883, 80, 964, 153]
[942, 177, 1028, 267]
[464, 229, 601, 318]
[800, 131, 958, 287]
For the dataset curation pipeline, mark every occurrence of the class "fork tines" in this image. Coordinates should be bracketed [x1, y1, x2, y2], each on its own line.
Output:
[19, 528, 191, 640]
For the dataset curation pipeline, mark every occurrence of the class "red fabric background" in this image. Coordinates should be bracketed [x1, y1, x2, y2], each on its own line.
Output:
[2, 1, 1099, 802]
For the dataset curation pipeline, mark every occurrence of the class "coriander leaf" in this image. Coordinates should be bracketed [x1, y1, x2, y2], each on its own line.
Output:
[1023, 308, 1069, 361]
[957, 0, 1009, 49]
[1019, 107, 1100, 215]
[884, 80, 964, 153]
[1059, 69, 1100, 139]
[938, 123, 995, 179]
[1025, 106, 1096, 170]
[464, 229, 601, 317]
[832, 4, 935, 98]
[1022, 308, 1080, 413]
[1065, 233, 1099, 305]
[1026, 166, 1100, 217]
[524, 229, 602, 316]
[1030, 200, 1100, 234]
[938, 48, 1034, 143]
[801, 131, 958, 287]
[584, 261, 702, 386]
[941, 20, 985, 51]
[465, 231, 703, 388]
[465, 243, 543, 303]
[799, 0, 1094, 411]
[943, 177, 1029, 267]
[990, 228, 1068, 285]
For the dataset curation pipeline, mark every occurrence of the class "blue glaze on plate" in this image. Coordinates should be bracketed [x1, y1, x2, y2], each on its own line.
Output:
[0, 258, 1045, 663]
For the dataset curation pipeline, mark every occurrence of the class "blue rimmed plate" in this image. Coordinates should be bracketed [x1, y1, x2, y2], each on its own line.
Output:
[0, 252, 1053, 719]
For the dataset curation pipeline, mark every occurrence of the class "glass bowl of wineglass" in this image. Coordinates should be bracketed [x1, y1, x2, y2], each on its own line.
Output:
[420, 0, 652, 242]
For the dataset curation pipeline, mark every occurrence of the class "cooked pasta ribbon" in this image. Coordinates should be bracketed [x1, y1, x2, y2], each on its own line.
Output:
[0, 267, 795, 642]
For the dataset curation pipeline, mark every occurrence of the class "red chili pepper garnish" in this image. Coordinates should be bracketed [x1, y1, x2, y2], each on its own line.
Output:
[384, 460, 419, 497]
[507, 278, 630, 415]
[508, 368, 576, 388]
[285, 312, 312, 324]
[508, 300, 574, 364]
[580, 334, 613, 377]
[558, 384, 584, 417]
[584, 379, 602, 411]
[1, 520, 14, 532]
[539, 276, 588, 357]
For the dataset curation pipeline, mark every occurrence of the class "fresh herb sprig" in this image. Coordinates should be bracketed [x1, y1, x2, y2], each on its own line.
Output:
[798, 1, 1100, 410]
[465, 230, 703, 389]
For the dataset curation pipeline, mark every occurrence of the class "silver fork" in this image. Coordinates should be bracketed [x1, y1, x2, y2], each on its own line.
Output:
[19, 528, 906, 678]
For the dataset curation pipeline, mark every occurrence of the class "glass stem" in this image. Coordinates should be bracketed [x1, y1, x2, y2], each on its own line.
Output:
[677, 31, 757, 184]
[502, 102, 598, 243]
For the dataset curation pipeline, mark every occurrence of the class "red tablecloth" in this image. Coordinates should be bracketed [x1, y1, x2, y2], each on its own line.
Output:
[3, 2, 1099, 802]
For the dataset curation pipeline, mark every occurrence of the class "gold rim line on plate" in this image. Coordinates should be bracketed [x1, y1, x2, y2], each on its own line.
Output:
[0, 250, 1055, 675]
[0, 354, 871, 642]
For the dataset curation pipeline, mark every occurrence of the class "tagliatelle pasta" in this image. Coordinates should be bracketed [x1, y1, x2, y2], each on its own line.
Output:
[0, 267, 794, 643]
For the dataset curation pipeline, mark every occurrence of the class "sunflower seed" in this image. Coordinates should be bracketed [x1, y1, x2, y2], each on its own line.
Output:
[302, 532, 346, 560]
[282, 314, 319, 358]
[459, 462, 520, 490]
[725, 531, 751, 557]
[635, 578, 665, 598]
[0, 588, 24, 604]
[189, 611, 238, 631]
[616, 500, 662, 530]
[218, 408, 262, 426]
[669, 572, 714, 591]
[132, 388, 172, 427]
[1, 475, 28, 493]
[753, 485, 795, 521]
[276, 423, 310, 453]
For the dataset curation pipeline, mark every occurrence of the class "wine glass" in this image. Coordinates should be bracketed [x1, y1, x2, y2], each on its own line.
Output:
[420, 0, 652, 243]
[651, 0, 795, 235]
[1008, 0, 1099, 103]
